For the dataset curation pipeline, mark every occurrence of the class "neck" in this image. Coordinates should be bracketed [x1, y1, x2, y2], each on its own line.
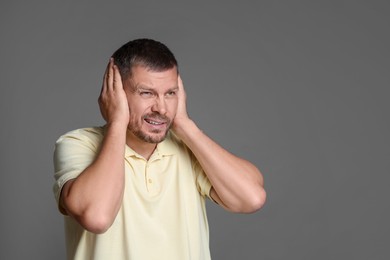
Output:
[126, 131, 157, 160]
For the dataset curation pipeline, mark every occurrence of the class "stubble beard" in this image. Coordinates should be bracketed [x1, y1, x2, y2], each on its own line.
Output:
[128, 113, 172, 144]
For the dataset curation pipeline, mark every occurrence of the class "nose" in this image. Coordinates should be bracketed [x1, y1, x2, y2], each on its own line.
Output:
[152, 97, 167, 115]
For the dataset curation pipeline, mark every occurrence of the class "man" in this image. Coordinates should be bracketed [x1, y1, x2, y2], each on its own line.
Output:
[53, 38, 266, 260]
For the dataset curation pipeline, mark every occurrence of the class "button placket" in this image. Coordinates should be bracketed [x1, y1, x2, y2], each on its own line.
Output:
[145, 161, 159, 194]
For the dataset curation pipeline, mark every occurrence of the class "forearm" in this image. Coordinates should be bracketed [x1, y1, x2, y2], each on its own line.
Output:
[175, 119, 266, 213]
[62, 122, 126, 233]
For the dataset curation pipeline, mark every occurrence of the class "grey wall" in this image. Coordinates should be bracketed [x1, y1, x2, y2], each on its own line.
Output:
[1, 1, 389, 259]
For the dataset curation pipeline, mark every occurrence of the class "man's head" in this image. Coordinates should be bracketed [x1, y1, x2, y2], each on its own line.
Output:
[112, 39, 179, 144]
[112, 38, 178, 81]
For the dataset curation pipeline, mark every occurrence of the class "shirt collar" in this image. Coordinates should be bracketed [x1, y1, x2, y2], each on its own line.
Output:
[124, 131, 177, 160]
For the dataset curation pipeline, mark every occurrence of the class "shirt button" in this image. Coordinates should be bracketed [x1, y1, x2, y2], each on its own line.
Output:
[148, 179, 153, 184]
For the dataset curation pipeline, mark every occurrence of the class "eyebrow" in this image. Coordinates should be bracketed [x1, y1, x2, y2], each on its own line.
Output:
[135, 84, 179, 93]
[130, 84, 153, 93]
[135, 85, 154, 92]
[167, 86, 179, 92]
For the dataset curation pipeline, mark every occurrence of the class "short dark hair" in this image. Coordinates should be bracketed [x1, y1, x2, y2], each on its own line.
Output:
[112, 38, 178, 80]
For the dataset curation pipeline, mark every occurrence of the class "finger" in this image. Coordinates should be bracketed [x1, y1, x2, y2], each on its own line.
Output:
[177, 75, 186, 99]
[178, 74, 183, 88]
[112, 63, 123, 91]
[100, 59, 112, 96]
[106, 58, 114, 92]
[102, 58, 113, 92]
[103, 58, 111, 81]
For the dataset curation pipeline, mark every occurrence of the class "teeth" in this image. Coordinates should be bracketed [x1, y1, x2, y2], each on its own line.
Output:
[146, 119, 163, 125]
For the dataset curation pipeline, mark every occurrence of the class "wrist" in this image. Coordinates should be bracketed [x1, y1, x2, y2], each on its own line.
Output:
[105, 120, 128, 133]
[173, 118, 202, 142]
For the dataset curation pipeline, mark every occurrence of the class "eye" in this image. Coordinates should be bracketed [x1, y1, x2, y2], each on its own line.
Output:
[139, 91, 153, 97]
[166, 91, 177, 97]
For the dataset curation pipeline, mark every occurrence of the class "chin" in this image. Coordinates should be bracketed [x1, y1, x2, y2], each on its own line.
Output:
[137, 130, 169, 144]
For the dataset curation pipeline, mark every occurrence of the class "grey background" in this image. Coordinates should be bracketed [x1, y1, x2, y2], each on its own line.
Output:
[1, 1, 389, 259]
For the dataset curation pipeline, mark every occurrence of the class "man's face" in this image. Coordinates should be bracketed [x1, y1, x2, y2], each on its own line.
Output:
[123, 65, 179, 144]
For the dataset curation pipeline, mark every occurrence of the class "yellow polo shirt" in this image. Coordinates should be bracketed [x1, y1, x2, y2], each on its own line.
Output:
[53, 127, 212, 260]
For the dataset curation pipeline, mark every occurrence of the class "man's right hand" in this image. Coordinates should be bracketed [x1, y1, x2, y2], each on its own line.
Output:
[60, 59, 128, 234]
[98, 58, 129, 127]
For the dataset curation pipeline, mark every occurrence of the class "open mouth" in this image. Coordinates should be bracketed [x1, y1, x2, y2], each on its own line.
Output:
[144, 118, 165, 125]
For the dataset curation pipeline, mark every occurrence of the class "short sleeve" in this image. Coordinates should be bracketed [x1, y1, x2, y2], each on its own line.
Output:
[52, 127, 104, 207]
[190, 152, 213, 199]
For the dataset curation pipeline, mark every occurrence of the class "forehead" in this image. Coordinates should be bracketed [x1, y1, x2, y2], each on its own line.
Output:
[125, 66, 178, 90]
